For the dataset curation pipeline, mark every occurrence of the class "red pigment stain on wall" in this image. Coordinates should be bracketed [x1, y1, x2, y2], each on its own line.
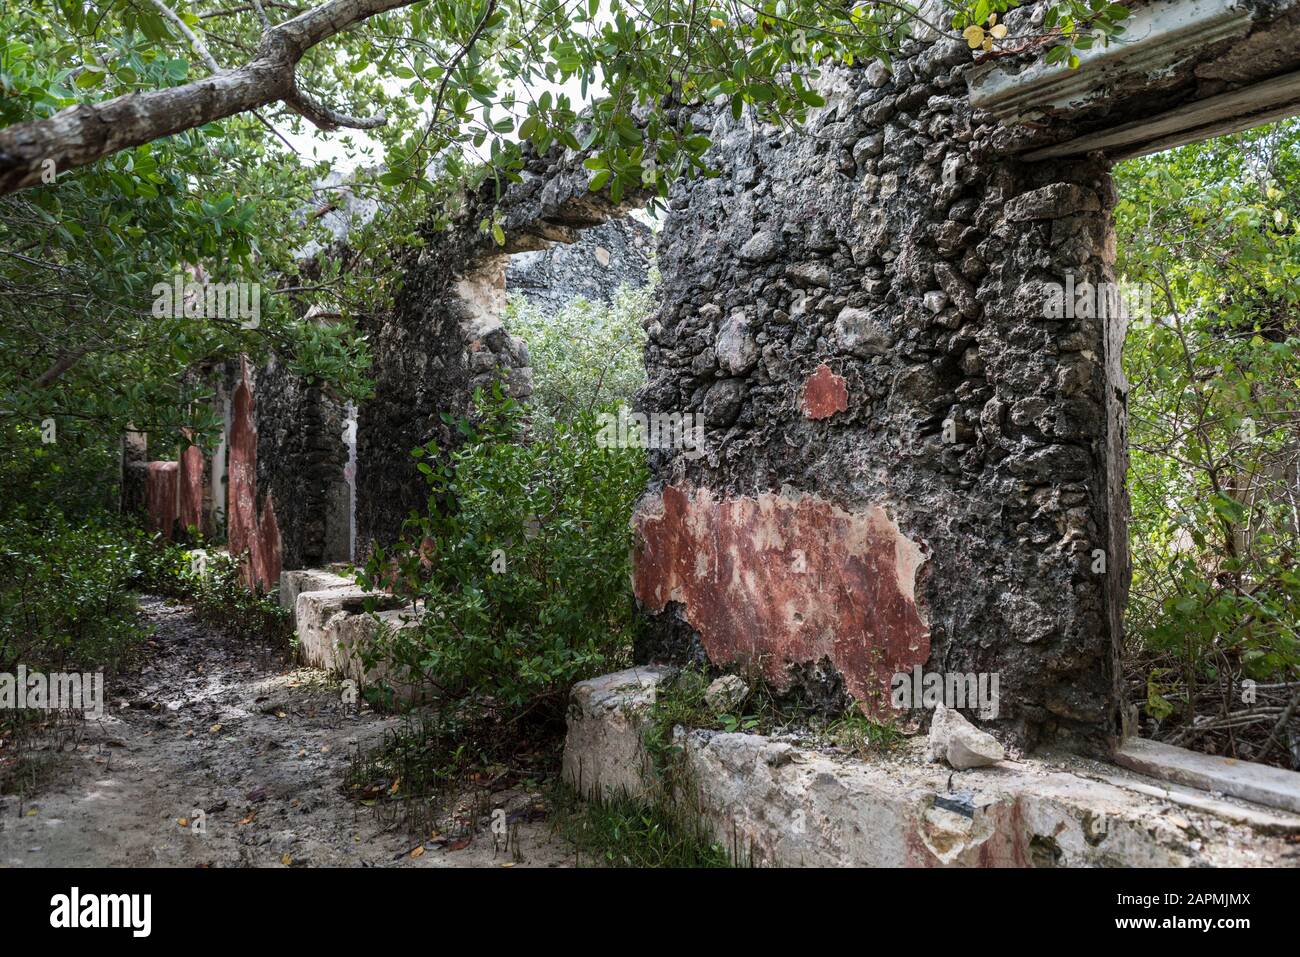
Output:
[178, 441, 205, 534]
[903, 797, 1032, 867]
[227, 362, 282, 592]
[633, 485, 929, 717]
[145, 461, 179, 540]
[801, 363, 848, 419]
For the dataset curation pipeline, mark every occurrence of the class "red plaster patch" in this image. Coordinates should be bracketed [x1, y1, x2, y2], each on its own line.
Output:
[633, 485, 929, 717]
[178, 441, 205, 534]
[801, 363, 848, 419]
[145, 461, 178, 540]
[227, 361, 282, 592]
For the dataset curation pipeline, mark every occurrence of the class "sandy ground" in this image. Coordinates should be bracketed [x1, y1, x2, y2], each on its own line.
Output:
[0, 596, 572, 868]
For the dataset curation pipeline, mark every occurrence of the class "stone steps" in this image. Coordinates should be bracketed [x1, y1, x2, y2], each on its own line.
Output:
[280, 569, 432, 705]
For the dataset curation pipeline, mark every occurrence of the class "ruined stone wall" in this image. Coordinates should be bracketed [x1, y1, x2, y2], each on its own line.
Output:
[507, 217, 654, 316]
[253, 357, 351, 570]
[355, 145, 649, 555]
[635, 38, 1126, 753]
[355, 239, 533, 554]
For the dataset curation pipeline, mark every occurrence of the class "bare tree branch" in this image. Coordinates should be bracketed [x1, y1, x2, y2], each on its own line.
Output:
[150, 0, 223, 73]
[285, 82, 388, 130]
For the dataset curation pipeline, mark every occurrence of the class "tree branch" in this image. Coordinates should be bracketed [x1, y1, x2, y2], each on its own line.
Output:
[150, 0, 223, 73]
[284, 81, 388, 130]
[0, 0, 418, 195]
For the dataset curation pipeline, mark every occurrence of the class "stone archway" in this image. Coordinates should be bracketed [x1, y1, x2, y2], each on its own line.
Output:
[352, 145, 652, 555]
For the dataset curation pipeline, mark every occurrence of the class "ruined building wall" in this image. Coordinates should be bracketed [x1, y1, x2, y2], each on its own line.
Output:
[355, 145, 649, 555]
[507, 217, 654, 316]
[253, 357, 351, 570]
[355, 233, 533, 554]
[634, 38, 1126, 753]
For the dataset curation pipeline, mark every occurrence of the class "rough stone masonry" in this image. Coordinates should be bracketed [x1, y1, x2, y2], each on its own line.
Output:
[632, 0, 1300, 755]
[354, 144, 650, 553]
[635, 26, 1116, 754]
[217, 0, 1300, 751]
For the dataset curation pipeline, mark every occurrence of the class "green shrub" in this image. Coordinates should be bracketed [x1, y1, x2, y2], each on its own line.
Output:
[0, 421, 120, 525]
[0, 514, 144, 676]
[131, 538, 291, 645]
[1117, 119, 1300, 752]
[504, 276, 653, 431]
[357, 387, 647, 713]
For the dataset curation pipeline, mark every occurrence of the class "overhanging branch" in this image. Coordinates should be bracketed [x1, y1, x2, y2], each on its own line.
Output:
[0, 0, 419, 195]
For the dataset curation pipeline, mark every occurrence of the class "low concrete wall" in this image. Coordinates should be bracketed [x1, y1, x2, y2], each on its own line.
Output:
[562, 666, 676, 799]
[563, 668, 1300, 867]
[281, 569, 431, 704]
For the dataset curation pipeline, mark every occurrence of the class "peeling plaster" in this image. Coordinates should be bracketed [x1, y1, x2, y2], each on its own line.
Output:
[633, 485, 930, 715]
[178, 441, 204, 534]
[145, 461, 178, 541]
[228, 361, 282, 592]
[801, 363, 849, 420]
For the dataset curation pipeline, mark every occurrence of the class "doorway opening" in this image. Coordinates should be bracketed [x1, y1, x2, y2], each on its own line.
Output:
[1116, 118, 1300, 769]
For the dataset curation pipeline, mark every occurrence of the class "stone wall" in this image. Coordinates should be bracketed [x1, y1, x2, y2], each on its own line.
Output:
[634, 38, 1126, 753]
[274, 0, 1300, 751]
[253, 356, 351, 570]
[354, 144, 649, 555]
[506, 216, 653, 316]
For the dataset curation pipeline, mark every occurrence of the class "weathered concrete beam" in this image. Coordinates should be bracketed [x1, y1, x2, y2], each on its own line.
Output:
[969, 0, 1259, 122]
[1116, 736, 1300, 814]
[279, 567, 356, 612]
[968, 0, 1300, 159]
[561, 666, 678, 799]
[1025, 68, 1300, 160]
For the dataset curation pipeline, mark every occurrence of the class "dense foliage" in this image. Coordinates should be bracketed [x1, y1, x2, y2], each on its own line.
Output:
[0, 515, 143, 677]
[0, 0, 1131, 458]
[0, 419, 141, 676]
[504, 274, 652, 429]
[1116, 119, 1300, 762]
[358, 388, 647, 713]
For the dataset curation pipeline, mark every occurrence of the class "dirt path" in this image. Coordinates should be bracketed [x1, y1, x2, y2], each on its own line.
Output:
[0, 596, 571, 868]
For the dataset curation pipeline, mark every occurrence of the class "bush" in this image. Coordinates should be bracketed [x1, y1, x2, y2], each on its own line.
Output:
[0, 421, 120, 525]
[358, 387, 647, 713]
[132, 538, 291, 645]
[1117, 119, 1300, 759]
[0, 514, 144, 677]
[504, 276, 652, 431]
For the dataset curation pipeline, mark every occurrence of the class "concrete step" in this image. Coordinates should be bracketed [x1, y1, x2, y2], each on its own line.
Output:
[281, 568, 432, 705]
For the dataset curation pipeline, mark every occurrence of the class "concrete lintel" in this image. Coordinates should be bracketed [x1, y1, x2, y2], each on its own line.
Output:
[1115, 736, 1300, 814]
[1024, 68, 1300, 160]
[968, 0, 1258, 122]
